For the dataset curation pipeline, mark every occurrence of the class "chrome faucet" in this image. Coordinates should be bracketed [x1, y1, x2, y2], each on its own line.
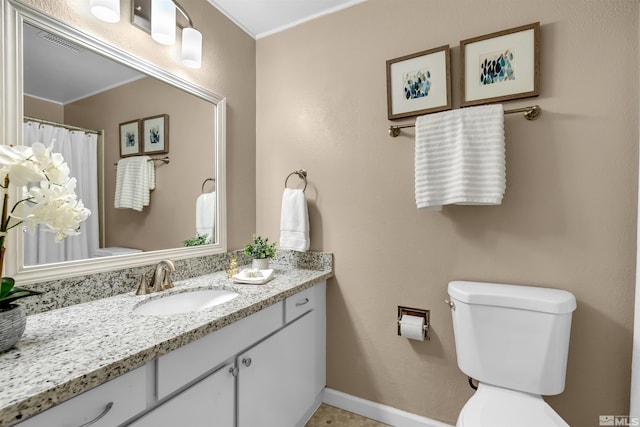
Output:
[150, 259, 176, 293]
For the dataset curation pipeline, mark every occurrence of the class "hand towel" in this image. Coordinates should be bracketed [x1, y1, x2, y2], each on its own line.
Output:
[196, 192, 216, 241]
[280, 188, 310, 252]
[415, 104, 505, 210]
[114, 156, 154, 211]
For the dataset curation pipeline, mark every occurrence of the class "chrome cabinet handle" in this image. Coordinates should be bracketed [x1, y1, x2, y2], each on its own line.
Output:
[242, 357, 252, 367]
[77, 402, 113, 427]
[229, 366, 239, 377]
[295, 298, 309, 307]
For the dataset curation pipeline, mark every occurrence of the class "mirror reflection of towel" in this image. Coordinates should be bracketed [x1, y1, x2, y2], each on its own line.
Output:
[280, 188, 309, 252]
[196, 192, 216, 241]
[114, 156, 155, 211]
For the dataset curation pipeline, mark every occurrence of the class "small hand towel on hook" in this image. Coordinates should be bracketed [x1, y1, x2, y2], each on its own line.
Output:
[280, 188, 310, 252]
[414, 104, 505, 210]
[196, 191, 216, 241]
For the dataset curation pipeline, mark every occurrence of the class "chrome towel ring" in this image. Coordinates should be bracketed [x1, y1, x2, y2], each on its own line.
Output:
[284, 169, 307, 192]
[201, 177, 215, 193]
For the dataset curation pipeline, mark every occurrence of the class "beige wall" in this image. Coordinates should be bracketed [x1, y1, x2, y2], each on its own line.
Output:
[64, 77, 215, 251]
[23, 96, 63, 123]
[16, 0, 257, 250]
[256, 1, 639, 425]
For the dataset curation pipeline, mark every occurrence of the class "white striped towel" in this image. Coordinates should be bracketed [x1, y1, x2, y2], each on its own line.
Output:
[114, 156, 155, 211]
[415, 104, 505, 210]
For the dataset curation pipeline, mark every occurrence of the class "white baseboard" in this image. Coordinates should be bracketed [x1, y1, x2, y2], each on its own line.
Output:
[322, 388, 455, 427]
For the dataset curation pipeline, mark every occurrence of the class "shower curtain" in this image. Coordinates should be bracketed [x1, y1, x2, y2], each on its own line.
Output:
[22, 121, 100, 265]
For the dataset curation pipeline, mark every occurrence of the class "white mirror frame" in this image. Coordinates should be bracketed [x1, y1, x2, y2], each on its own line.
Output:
[1, 0, 227, 285]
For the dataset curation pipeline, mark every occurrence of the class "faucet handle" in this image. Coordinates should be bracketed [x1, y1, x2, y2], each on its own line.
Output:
[135, 274, 152, 295]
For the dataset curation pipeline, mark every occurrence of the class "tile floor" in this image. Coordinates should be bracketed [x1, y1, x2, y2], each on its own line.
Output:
[305, 404, 391, 426]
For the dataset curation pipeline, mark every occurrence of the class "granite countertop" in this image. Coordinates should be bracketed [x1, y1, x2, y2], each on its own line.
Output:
[0, 262, 332, 426]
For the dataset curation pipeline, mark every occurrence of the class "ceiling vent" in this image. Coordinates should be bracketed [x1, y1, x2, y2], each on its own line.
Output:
[37, 31, 83, 53]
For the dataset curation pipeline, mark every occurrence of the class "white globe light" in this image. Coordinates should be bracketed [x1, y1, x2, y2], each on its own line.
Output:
[181, 27, 202, 69]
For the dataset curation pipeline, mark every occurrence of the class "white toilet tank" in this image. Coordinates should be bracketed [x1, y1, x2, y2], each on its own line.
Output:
[448, 281, 576, 396]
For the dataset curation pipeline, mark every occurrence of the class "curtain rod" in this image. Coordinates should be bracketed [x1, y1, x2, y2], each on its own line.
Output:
[24, 116, 102, 135]
[388, 105, 541, 137]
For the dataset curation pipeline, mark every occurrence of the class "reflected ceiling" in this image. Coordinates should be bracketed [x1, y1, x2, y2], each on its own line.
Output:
[23, 23, 143, 104]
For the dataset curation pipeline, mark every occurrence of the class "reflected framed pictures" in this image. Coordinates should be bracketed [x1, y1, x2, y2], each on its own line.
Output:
[119, 119, 141, 157]
[386, 45, 451, 120]
[461, 22, 540, 107]
[142, 114, 169, 155]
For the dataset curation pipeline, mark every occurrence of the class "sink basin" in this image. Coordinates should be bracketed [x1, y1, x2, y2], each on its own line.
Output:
[134, 289, 239, 316]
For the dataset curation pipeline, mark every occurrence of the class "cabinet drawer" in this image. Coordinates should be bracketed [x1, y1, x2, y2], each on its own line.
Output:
[157, 301, 283, 399]
[285, 286, 316, 323]
[17, 365, 147, 427]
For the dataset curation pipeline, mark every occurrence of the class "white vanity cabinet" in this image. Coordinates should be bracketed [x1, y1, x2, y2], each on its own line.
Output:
[16, 366, 147, 427]
[16, 281, 326, 427]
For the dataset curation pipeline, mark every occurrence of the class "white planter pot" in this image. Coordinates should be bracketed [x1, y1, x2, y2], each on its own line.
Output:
[251, 258, 270, 270]
[0, 304, 26, 353]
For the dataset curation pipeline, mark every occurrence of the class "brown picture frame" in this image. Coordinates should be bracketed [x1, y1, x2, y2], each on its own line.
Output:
[142, 114, 169, 155]
[119, 119, 141, 158]
[460, 22, 540, 107]
[386, 45, 451, 120]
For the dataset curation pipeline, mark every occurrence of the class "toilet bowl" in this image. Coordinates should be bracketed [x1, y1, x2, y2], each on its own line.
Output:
[93, 247, 142, 257]
[456, 383, 568, 427]
[448, 281, 576, 427]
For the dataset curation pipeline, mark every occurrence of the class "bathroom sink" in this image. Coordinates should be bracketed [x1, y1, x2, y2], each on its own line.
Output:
[133, 289, 239, 316]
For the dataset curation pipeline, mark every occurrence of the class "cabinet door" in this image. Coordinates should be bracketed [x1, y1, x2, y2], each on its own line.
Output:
[128, 362, 235, 427]
[238, 311, 316, 427]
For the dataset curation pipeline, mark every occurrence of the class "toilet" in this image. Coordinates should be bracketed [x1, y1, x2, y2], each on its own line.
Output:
[93, 247, 143, 257]
[447, 280, 576, 427]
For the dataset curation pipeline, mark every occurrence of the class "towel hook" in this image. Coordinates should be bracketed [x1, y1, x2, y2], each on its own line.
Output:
[284, 169, 307, 192]
[201, 177, 215, 193]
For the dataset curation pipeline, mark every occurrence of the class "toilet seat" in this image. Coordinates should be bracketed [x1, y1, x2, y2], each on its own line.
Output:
[457, 383, 569, 427]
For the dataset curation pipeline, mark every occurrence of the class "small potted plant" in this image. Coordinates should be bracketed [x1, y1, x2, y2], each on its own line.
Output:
[243, 234, 276, 270]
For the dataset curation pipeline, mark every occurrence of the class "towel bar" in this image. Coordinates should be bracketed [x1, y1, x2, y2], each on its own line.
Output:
[284, 169, 307, 192]
[388, 105, 541, 137]
[114, 156, 170, 166]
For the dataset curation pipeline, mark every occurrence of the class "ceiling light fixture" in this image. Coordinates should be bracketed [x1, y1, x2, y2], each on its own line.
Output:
[90, 0, 120, 23]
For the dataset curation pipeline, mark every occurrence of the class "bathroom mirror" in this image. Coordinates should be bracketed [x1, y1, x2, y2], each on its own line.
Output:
[2, 1, 227, 284]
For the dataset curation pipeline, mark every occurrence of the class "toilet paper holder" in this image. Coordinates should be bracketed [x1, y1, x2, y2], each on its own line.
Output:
[397, 306, 430, 341]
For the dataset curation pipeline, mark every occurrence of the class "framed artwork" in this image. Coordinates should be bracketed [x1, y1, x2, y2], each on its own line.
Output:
[119, 119, 141, 157]
[461, 22, 540, 107]
[142, 114, 169, 155]
[386, 45, 451, 120]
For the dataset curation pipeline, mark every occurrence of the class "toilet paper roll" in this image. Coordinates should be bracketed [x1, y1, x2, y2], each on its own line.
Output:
[399, 314, 425, 341]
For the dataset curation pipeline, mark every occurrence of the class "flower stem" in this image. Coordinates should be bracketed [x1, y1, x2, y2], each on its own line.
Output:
[0, 175, 9, 277]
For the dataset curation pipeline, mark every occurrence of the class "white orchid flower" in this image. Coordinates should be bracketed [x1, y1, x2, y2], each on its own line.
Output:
[0, 143, 91, 248]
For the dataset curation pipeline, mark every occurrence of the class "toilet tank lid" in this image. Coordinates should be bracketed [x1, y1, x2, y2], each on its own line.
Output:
[448, 281, 577, 314]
